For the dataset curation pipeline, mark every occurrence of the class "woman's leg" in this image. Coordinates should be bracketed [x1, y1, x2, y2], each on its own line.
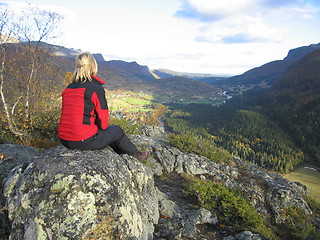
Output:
[104, 125, 138, 155]
[87, 125, 138, 155]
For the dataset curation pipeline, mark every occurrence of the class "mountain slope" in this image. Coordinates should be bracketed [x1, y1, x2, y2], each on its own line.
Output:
[48, 45, 220, 97]
[227, 43, 320, 86]
[270, 47, 320, 110]
[145, 76, 219, 103]
[227, 45, 320, 165]
[100, 60, 156, 82]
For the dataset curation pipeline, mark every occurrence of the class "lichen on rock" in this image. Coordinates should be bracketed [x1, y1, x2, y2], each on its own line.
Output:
[3, 144, 159, 240]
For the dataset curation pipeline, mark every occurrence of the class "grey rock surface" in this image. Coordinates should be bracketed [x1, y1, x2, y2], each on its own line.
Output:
[0, 144, 39, 184]
[0, 144, 39, 238]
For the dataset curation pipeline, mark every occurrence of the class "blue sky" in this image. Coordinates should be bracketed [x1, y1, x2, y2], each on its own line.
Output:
[2, 0, 320, 75]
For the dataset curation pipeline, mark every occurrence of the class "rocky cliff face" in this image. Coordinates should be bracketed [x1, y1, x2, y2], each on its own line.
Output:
[0, 130, 314, 240]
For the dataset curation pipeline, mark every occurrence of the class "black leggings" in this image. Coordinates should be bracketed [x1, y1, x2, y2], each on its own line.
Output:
[60, 125, 138, 155]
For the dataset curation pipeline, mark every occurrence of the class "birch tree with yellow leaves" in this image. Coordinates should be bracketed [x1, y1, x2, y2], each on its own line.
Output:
[0, 5, 64, 144]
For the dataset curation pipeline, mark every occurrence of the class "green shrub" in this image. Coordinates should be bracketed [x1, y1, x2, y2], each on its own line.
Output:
[0, 124, 20, 144]
[168, 133, 198, 153]
[168, 133, 232, 164]
[304, 196, 320, 215]
[0, 107, 60, 147]
[109, 118, 141, 135]
[32, 108, 61, 139]
[280, 207, 319, 240]
[184, 176, 273, 238]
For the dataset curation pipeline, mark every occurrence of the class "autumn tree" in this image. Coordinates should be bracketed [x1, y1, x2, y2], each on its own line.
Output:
[0, 5, 64, 143]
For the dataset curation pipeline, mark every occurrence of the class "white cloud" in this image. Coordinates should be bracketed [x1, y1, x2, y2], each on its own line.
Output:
[176, 0, 320, 22]
[173, 0, 320, 46]
[175, 0, 256, 21]
[192, 14, 283, 44]
[190, 0, 254, 19]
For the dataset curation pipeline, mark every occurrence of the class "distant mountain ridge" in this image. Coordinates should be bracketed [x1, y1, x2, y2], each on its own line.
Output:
[28, 41, 320, 103]
[151, 68, 223, 78]
[41, 42, 227, 83]
[227, 43, 320, 86]
[284, 43, 320, 61]
[100, 60, 155, 82]
[37, 43, 220, 97]
[10, 41, 320, 88]
[270, 47, 320, 110]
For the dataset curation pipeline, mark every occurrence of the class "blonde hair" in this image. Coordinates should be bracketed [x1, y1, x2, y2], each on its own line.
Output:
[72, 52, 98, 82]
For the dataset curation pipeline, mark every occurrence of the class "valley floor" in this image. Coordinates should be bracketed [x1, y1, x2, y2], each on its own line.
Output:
[283, 163, 320, 203]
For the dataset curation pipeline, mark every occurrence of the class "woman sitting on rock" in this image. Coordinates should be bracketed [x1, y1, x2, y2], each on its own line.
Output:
[58, 52, 148, 160]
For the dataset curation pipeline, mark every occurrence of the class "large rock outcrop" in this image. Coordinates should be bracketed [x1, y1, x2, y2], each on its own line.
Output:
[1, 133, 313, 239]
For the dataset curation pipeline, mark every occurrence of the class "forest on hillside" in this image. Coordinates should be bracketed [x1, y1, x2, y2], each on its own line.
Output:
[164, 92, 320, 173]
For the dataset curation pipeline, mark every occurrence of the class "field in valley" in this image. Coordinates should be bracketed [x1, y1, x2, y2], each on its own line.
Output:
[106, 90, 155, 113]
[283, 164, 320, 203]
[106, 89, 228, 114]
